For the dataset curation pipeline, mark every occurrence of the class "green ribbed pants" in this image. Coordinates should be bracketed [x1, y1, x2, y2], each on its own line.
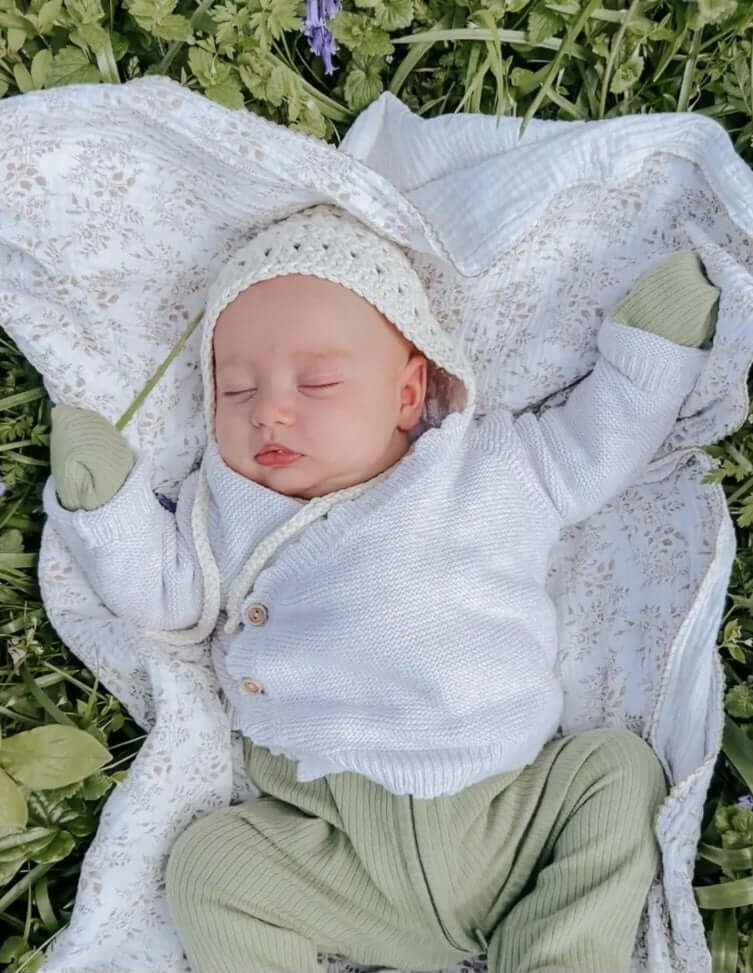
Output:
[165, 727, 667, 973]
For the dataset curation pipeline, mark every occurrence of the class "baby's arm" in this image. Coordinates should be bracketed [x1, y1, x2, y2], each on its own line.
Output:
[501, 252, 718, 527]
[43, 406, 203, 630]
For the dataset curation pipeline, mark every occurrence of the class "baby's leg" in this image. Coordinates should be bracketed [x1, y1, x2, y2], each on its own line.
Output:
[484, 727, 667, 973]
[164, 766, 464, 973]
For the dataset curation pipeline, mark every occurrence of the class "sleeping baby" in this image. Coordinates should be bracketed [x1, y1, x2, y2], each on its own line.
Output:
[44, 203, 719, 973]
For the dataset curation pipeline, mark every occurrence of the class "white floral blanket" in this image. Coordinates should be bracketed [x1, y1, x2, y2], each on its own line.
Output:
[1, 76, 752, 973]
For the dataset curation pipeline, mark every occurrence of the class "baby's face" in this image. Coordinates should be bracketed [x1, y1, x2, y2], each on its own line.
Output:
[213, 274, 427, 500]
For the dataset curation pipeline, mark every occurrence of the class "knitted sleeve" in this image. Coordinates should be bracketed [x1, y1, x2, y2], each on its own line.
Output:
[508, 316, 710, 527]
[42, 451, 203, 630]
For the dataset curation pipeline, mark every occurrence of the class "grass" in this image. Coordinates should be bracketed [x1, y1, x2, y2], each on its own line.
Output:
[2, 0, 753, 969]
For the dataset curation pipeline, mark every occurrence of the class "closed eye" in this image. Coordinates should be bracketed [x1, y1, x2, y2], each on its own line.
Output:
[224, 383, 341, 396]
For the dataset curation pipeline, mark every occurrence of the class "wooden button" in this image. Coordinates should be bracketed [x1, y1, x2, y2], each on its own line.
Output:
[241, 679, 263, 695]
[246, 603, 268, 625]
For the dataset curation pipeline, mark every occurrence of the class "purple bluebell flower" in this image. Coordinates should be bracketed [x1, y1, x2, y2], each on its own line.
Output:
[0, 479, 5, 498]
[303, 0, 341, 76]
[736, 794, 753, 811]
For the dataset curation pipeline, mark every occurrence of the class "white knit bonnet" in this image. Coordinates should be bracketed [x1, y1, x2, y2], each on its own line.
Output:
[145, 203, 477, 652]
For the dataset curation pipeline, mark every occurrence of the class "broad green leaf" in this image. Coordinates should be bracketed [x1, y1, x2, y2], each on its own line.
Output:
[80, 771, 113, 800]
[7, 26, 27, 52]
[205, 80, 245, 108]
[344, 56, 383, 111]
[153, 12, 191, 41]
[0, 725, 111, 790]
[188, 45, 231, 85]
[527, 8, 561, 45]
[290, 100, 328, 140]
[74, 21, 109, 51]
[63, 0, 104, 25]
[31, 828, 75, 863]
[0, 528, 23, 554]
[30, 47, 53, 87]
[12, 62, 34, 93]
[0, 827, 55, 855]
[0, 767, 27, 831]
[266, 63, 285, 106]
[45, 44, 100, 86]
[0, 852, 25, 885]
[37, 0, 63, 33]
[0, 10, 35, 30]
[373, 0, 413, 32]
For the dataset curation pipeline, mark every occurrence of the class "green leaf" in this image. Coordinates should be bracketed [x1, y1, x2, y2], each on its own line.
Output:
[30, 48, 53, 87]
[45, 45, 100, 86]
[0, 528, 23, 554]
[188, 44, 234, 87]
[205, 80, 245, 108]
[290, 99, 328, 139]
[344, 54, 384, 111]
[31, 828, 75, 864]
[329, 11, 393, 58]
[695, 0, 738, 26]
[0, 826, 56, 855]
[74, 21, 110, 50]
[527, 7, 561, 45]
[0, 11, 36, 31]
[0, 767, 27, 832]
[37, 0, 63, 33]
[0, 725, 111, 790]
[152, 12, 191, 41]
[609, 53, 644, 95]
[263, 0, 301, 39]
[6, 26, 27, 51]
[12, 62, 34, 93]
[726, 684, 753, 719]
[80, 771, 114, 800]
[0, 936, 38, 968]
[63, 0, 105, 25]
[373, 0, 414, 32]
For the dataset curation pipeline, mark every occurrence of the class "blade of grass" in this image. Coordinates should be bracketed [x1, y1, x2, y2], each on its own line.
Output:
[598, 0, 640, 120]
[518, 0, 603, 140]
[677, 24, 702, 113]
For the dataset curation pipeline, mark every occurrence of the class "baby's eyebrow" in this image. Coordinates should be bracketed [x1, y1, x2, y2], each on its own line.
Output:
[215, 349, 352, 373]
[294, 349, 352, 360]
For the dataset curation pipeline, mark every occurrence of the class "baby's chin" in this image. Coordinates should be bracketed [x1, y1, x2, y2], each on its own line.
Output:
[221, 451, 335, 499]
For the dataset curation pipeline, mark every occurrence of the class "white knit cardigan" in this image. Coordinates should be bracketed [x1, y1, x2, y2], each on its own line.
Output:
[42, 313, 709, 798]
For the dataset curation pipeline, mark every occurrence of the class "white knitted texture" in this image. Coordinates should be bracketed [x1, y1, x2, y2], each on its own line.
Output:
[143, 202, 478, 647]
[41, 317, 710, 798]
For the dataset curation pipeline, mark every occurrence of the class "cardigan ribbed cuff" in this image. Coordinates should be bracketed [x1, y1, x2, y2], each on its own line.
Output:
[43, 451, 161, 549]
[597, 316, 709, 393]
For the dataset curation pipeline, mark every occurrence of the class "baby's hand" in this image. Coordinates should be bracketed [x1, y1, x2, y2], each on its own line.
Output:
[50, 405, 135, 511]
[609, 251, 720, 349]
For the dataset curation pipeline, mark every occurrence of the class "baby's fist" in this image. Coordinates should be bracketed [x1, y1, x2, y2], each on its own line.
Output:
[610, 251, 719, 349]
[50, 405, 135, 511]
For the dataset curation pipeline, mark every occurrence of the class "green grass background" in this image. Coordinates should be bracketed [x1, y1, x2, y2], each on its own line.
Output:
[2, 0, 753, 969]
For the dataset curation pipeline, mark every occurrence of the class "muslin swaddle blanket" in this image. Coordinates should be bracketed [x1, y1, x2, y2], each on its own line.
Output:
[2, 76, 753, 973]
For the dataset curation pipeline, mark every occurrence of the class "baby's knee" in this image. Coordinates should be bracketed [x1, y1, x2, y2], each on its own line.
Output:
[580, 727, 668, 808]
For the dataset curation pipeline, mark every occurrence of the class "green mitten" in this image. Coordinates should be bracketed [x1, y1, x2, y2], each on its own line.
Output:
[610, 251, 720, 349]
[50, 405, 136, 511]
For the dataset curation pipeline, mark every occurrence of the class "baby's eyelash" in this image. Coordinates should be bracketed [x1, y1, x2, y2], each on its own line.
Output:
[224, 383, 340, 396]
